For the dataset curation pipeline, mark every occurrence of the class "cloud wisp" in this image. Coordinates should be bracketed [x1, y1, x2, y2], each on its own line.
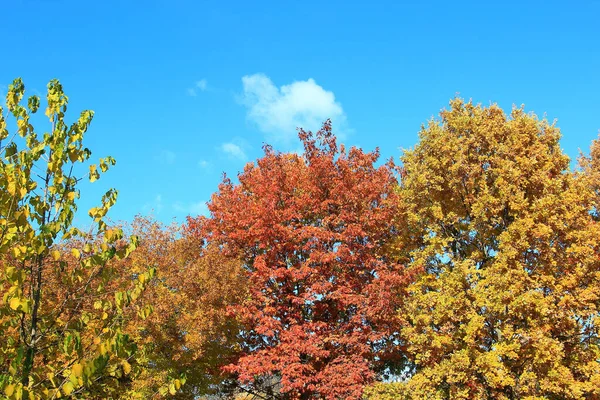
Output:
[198, 160, 211, 169]
[187, 79, 208, 97]
[173, 200, 208, 216]
[220, 142, 247, 161]
[156, 150, 176, 165]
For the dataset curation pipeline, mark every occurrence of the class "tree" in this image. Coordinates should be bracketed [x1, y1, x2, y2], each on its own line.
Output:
[113, 216, 246, 399]
[367, 99, 600, 399]
[191, 121, 411, 399]
[0, 79, 153, 399]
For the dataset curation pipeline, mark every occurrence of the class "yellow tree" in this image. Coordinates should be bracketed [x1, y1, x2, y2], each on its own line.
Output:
[367, 99, 600, 399]
[0, 79, 153, 399]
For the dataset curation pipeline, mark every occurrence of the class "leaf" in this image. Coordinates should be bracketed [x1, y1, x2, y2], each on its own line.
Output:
[89, 164, 100, 182]
[4, 384, 15, 396]
[62, 382, 74, 395]
[11, 246, 21, 258]
[20, 299, 30, 314]
[9, 297, 21, 310]
[68, 149, 79, 163]
[71, 363, 83, 378]
[122, 360, 131, 375]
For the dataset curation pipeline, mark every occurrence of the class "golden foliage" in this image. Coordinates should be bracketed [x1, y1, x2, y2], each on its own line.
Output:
[369, 99, 600, 399]
[114, 216, 247, 398]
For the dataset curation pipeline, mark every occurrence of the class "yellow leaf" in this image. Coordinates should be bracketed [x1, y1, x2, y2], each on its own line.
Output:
[51, 250, 61, 261]
[11, 246, 21, 258]
[7, 180, 16, 196]
[71, 248, 80, 258]
[9, 297, 20, 310]
[20, 299, 30, 314]
[122, 360, 131, 375]
[62, 382, 74, 395]
[89, 165, 99, 183]
[4, 384, 15, 396]
[71, 363, 83, 378]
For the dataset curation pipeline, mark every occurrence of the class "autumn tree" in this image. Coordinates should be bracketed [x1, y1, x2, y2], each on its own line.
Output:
[367, 99, 600, 399]
[0, 79, 153, 399]
[191, 122, 410, 399]
[111, 216, 246, 399]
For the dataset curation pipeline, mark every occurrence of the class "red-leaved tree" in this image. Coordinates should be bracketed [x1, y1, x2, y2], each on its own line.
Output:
[188, 122, 410, 399]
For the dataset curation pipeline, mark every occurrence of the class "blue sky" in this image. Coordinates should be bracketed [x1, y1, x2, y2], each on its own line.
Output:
[2, 0, 599, 225]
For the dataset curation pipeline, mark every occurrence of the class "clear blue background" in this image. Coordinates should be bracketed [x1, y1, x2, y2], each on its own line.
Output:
[2, 0, 599, 224]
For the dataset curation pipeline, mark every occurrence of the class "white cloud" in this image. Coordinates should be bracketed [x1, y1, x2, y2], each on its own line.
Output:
[239, 73, 347, 142]
[173, 200, 208, 216]
[221, 142, 247, 161]
[187, 79, 208, 96]
[198, 160, 210, 168]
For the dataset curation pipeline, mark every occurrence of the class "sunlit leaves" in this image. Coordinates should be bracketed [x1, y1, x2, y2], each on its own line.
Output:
[106, 216, 245, 398]
[368, 99, 600, 399]
[193, 121, 407, 399]
[2, 77, 598, 399]
[0, 78, 151, 399]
